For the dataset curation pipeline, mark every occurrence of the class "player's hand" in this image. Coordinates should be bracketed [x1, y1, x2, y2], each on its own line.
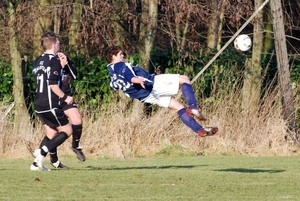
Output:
[131, 76, 146, 89]
[65, 96, 73, 105]
[138, 77, 145, 89]
[57, 52, 68, 67]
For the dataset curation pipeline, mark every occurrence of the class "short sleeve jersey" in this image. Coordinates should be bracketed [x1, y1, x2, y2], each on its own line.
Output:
[33, 53, 62, 111]
[107, 62, 155, 101]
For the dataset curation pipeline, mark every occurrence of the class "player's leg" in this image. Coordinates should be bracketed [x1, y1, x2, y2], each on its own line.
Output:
[64, 106, 86, 162]
[36, 124, 69, 169]
[33, 110, 72, 170]
[49, 147, 69, 169]
[48, 145, 73, 169]
[147, 74, 205, 121]
[35, 123, 72, 169]
[168, 98, 203, 133]
[179, 75, 207, 121]
[150, 92, 204, 135]
[169, 98, 218, 136]
[30, 126, 56, 171]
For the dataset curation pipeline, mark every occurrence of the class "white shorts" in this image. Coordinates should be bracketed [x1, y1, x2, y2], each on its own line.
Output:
[143, 74, 179, 108]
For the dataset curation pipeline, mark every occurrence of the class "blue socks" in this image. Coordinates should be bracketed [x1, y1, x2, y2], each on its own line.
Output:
[178, 108, 203, 133]
[182, 83, 197, 109]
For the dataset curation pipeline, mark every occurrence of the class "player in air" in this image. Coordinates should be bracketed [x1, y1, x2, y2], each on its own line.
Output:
[104, 45, 218, 136]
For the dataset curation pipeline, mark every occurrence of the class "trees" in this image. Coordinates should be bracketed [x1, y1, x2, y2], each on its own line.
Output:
[207, 0, 226, 50]
[270, 0, 297, 141]
[5, 0, 32, 138]
[242, 0, 264, 116]
[0, 0, 299, 141]
[68, 0, 84, 51]
[138, 0, 158, 72]
[32, 0, 52, 59]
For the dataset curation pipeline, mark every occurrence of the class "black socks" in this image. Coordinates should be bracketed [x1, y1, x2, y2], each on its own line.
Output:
[72, 124, 83, 148]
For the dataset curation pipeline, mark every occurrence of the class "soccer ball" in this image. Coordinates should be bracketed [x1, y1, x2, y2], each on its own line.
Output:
[234, 34, 252, 52]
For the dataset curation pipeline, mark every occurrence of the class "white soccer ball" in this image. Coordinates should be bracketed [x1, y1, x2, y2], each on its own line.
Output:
[234, 34, 252, 52]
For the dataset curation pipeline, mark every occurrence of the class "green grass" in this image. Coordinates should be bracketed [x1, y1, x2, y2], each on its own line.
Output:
[0, 156, 300, 200]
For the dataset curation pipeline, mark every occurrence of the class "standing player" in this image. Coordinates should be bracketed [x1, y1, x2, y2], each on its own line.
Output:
[49, 56, 86, 169]
[104, 45, 218, 136]
[30, 32, 73, 171]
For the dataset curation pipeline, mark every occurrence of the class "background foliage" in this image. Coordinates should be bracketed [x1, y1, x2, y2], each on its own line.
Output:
[1, 0, 300, 158]
[1, 46, 300, 117]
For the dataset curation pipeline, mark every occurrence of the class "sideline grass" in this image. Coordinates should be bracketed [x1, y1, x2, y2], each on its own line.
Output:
[0, 156, 300, 200]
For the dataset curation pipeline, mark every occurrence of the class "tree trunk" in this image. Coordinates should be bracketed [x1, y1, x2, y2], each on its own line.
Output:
[174, 0, 190, 54]
[138, 0, 158, 72]
[270, 0, 297, 141]
[206, 0, 226, 92]
[242, 0, 264, 116]
[7, 2, 32, 138]
[264, 7, 274, 52]
[112, 1, 126, 50]
[32, 0, 52, 59]
[68, 0, 84, 52]
[53, 0, 62, 35]
[207, 0, 226, 50]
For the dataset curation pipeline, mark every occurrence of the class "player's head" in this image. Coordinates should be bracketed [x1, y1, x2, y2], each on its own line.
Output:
[104, 45, 123, 63]
[41, 32, 60, 53]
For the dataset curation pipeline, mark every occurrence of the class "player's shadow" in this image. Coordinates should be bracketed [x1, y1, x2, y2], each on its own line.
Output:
[215, 168, 285, 173]
[83, 164, 206, 171]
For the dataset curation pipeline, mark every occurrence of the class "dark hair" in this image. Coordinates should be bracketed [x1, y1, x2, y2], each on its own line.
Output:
[41, 32, 58, 51]
[103, 45, 122, 63]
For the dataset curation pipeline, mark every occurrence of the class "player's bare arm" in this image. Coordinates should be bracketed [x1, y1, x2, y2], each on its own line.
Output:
[131, 76, 145, 89]
[50, 84, 73, 104]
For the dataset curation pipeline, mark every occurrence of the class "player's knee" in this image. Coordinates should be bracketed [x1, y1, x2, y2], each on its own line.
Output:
[179, 75, 191, 84]
[168, 99, 185, 111]
[66, 110, 82, 125]
[71, 118, 82, 125]
[59, 124, 73, 137]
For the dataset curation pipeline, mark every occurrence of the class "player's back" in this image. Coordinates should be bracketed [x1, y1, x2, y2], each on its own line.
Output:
[33, 53, 62, 111]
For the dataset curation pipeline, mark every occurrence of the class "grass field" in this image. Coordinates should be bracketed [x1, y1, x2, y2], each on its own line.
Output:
[0, 156, 300, 200]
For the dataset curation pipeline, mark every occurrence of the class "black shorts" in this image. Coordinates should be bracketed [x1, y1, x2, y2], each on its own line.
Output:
[36, 109, 69, 128]
[61, 101, 78, 111]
